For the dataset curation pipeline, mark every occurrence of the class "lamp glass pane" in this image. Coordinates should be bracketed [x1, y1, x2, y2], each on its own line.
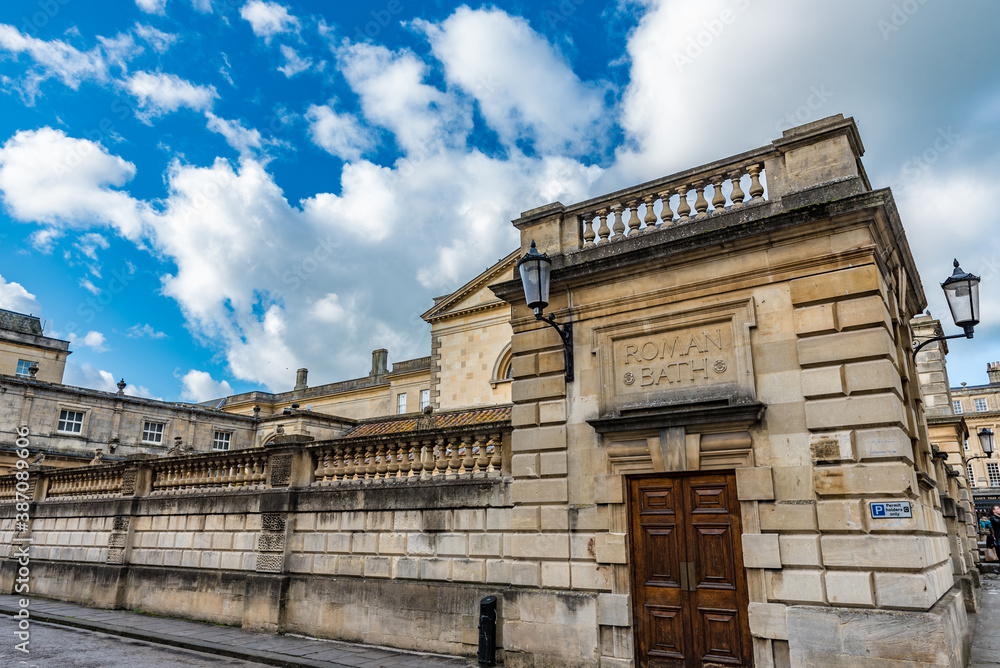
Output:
[980, 429, 995, 455]
[943, 278, 980, 327]
[519, 258, 550, 309]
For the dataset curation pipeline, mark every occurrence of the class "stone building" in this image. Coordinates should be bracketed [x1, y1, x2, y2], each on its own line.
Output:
[0, 308, 69, 384]
[0, 116, 979, 667]
[951, 363, 1000, 509]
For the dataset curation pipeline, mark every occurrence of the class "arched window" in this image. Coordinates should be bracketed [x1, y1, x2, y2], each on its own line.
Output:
[491, 343, 513, 388]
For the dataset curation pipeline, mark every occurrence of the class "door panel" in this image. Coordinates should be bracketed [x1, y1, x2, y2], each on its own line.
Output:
[630, 472, 752, 668]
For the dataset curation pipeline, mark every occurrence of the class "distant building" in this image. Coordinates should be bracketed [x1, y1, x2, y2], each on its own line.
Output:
[952, 362, 1000, 509]
[0, 308, 70, 383]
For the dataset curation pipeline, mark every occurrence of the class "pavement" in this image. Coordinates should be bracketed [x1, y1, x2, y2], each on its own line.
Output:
[972, 572, 1000, 667]
[0, 595, 477, 668]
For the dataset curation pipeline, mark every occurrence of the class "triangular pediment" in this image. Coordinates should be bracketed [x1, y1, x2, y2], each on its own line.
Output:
[421, 250, 518, 323]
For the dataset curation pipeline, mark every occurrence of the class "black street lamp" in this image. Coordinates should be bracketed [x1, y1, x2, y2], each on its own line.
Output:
[966, 427, 995, 465]
[913, 259, 981, 358]
[517, 241, 574, 382]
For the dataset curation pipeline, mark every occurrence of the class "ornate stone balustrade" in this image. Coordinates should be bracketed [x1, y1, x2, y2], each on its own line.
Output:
[46, 465, 125, 499]
[309, 431, 504, 486]
[150, 450, 269, 494]
[575, 162, 767, 247]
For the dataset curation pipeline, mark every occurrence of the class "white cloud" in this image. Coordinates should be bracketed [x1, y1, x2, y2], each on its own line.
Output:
[336, 42, 471, 155]
[79, 278, 101, 295]
[418, 7, 609, 155]
[205, 112, 263, 156]
[0, 274, 42, 315]
[135, 0, 168, 15]
[277, 45, 312, 77]
[180, 369, 233, 402]
[191, 0, 212, 12]
[63, 361, 159, 398]
[69, 330, 108, 352]
[0, 24, 108, 100]
[134, 24, 178, 53]
[240, 1, 300, 43]
[74, 232, 110, 261]
[305, 103, 374, 162]
[124, 71, 218, 122]
[0, 128, 146, 241]
[126, 323, 168, 339]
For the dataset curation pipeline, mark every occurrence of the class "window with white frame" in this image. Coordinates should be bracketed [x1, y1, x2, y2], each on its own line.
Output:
[988, 461, 1000, 487]
[397, 393, 407, 414]
[57, 410, 84, 434]
[15, 360, 32, 377]
[969, 464, 977, 487]
[976, 398, 989, 412]
[213, 431, 232, 451]
[141, 421, 164, 444]
[953, 400, 963, 414]
[420, 389, 430, 411]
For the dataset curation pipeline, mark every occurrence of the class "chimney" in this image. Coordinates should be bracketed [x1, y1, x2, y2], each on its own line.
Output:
[988, 362, 1000, 385]
[371, 349, 388, 382]
[294, 368, 308, 391]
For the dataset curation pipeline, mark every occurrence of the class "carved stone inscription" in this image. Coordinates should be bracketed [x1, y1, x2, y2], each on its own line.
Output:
[616, 323, 734, 395]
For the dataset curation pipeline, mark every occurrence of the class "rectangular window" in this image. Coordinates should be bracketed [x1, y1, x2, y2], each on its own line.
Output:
[965, 439, 969, 451]
[213, 431, 232, 451]
[969, 464, 977, 487]
[988, 462, 1000, 487]
[976, 398, 989, 412]
[15, 360, 32, 377]
[420, 389, 430, 410]
[142, 421, 164, 444]
[57, 410, 84, 434]
[397, 393, 407, 414]
[953, 400, 963, 414]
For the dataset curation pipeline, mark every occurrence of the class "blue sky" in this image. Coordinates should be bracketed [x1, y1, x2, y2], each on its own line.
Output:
[0, 0, 998, 401]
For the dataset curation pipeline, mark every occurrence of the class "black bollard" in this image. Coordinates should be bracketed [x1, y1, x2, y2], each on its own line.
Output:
[477, 595, 497, 666]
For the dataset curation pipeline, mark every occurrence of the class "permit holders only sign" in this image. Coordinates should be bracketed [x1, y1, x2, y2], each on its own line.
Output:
[869, 502, 912, 519]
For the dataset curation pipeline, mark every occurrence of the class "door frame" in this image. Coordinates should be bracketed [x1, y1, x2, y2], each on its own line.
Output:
[627, 469, 754, 667]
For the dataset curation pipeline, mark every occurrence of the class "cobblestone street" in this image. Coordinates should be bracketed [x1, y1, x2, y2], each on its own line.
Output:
[972, 574, 1000, 667]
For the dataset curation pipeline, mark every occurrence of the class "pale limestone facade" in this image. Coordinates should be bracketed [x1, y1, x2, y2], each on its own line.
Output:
[0, 116, 978, 667]
[0, 309, 69, 385]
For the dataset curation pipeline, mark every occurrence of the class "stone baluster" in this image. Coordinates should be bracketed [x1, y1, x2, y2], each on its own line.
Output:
[475, 434, 489, 474]
[313, 449, 326, 481]
[596, 209, 611, 244]
[627, 201, 642, 235]
[365, 444, 377, 480]
[582, 212, 596, 248]
[611, 203, 625, 239]
[489, 435, 502, 474]
[461, 435, 475, 475]
[711, 176, 726, 214]
[333, 446, 346, 481]
[387, 442, 400, 479]
[658, 190, 674, 227]
[346, 445, 359, 480]
[422, 440, 435, 478]
[642, 196, 658, 233]
[748, 164, 765, 202]
[376, 443, 388, 479]
[729, 170, 746, 208]
[407, 441, 420, 478]
[693, 183, 709, 218]
[434, 438, 447, 477]
[676, 187, 692, 222]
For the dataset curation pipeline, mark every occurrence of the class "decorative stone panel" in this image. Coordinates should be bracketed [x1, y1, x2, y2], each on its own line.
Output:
[109, 534, 126, 548]
[269, 455, 292, 487]
[256, 554, 282, 573]
[107, 547, 124, 564]
[262, 514, 285, 532]
[120, 469, 137, 496]
[258, 534, 284, 552]
[112, 516, 129, 532]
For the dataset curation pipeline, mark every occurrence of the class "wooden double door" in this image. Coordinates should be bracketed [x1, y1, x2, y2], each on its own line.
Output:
[629, 472, 752, 667]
